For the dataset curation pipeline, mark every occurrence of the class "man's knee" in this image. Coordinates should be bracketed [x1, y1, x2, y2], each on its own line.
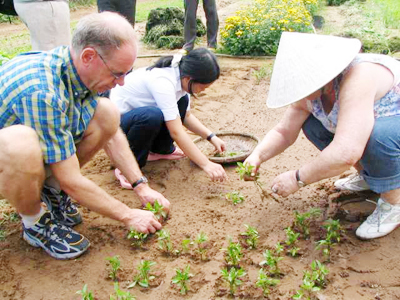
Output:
[0, 125, 43, 170]
[91, 97, 120, 137]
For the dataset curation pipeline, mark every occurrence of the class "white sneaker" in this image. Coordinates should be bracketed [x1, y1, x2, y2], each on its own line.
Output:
[334, 173, 370, 192]
[356, 198, 400, 239]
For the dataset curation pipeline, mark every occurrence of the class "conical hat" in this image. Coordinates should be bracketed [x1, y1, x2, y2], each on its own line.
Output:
[266, 32, 362, 108]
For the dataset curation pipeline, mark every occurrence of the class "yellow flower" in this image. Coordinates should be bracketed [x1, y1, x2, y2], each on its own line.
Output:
[235, 30, 244, 37]
[270, 27, 276, 31]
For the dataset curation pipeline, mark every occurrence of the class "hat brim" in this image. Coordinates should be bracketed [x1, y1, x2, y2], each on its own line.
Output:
[266, 32, 362, 108]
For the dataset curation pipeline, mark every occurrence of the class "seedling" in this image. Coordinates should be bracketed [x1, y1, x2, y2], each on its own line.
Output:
[0, 211, 19, 224]
[316, 219, 343, 261]
[222, 238, 243, 267]
[156, 229, 173, 254]
[0, 230, 5, 241]
[235, 162, 278, 201]
[127, 229, 148, 248]
[310, 260, 329, 288]
[224, 191, 245, 205]
[220, 267, 246, 295]
[240, 224, 259, 249]
[106, 255, 121, 281]
[128, 260, 156, 288]
[181, 238, 193, 253]
[214, 150, 244, 157]
[143, 200, 167, 221]
[76, 284, 94, 300]
[284, 227, 300, 257]
[194, 232, 208, 260]
[259, 243, 283, 276]
[293, 270, 321, 300]
[293, 208, 321, 239]
[255, 268, 280, 296]
[110, 282, 136, 300]
[171, 265, 193, 295]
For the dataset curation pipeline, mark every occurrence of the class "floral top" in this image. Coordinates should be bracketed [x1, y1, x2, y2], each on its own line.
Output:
[306, 53, 400, 133]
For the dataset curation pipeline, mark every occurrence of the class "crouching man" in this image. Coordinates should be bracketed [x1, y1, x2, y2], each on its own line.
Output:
[0, 12, 170, 259]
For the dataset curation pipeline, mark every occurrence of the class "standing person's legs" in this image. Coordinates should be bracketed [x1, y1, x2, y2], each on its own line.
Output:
[120, 106, 165, 168]
[116, 0, 136, 27]
[203, 0, 219, 49]
[150, 95, 189, 154]
[14, 0, 71, 51]
[97, 0, 116, 12]
[183, 0, 199, 52]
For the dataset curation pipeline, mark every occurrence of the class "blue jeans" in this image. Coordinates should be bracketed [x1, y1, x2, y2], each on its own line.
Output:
[302, 114, 400, 193]
[120, 96, 189, 168]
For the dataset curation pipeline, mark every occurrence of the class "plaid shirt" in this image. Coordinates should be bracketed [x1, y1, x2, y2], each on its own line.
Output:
[0, 46, 98, 163]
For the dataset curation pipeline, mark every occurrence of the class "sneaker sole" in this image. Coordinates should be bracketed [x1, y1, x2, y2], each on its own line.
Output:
[23, 231, 90, 260]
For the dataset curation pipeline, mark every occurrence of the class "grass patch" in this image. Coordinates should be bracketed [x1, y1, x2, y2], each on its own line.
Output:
[370, 0, 400, 29]
[136, 0, 183, 23]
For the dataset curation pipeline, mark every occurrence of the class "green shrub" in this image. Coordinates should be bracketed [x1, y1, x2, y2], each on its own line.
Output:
[143, 7, 205, 49]
[327, 0, 349, 6]
[220, 0, 321, 56]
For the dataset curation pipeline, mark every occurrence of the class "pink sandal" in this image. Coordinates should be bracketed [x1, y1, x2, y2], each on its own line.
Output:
[114, 168, 133, 189]
[147, 147, 186, 162]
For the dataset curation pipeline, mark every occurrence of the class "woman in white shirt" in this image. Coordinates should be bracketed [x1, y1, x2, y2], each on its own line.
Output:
[110, 48, 228, 183]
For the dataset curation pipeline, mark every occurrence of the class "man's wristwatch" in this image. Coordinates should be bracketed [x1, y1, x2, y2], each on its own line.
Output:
[295, 169, 306, 188]
[132, 176, 148, 189]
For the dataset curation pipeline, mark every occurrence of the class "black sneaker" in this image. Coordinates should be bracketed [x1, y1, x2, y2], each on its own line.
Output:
[23, 211, 90, 260]
[41, 185, 82, 227]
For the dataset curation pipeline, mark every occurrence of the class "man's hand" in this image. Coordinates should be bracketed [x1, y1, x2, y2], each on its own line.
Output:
[270, 170, 299, 197]
[123, 209, 162, 234]
[134, 183, 171, 211]
[203, 161, 228, 182]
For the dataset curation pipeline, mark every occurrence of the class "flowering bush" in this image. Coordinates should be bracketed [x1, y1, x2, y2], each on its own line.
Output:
[220, 0, 322, 56]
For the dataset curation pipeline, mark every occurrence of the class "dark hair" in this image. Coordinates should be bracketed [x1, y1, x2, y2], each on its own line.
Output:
[147, 48, 220, 84]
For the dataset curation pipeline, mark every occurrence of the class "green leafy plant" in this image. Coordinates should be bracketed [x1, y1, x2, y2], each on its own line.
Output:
[171, 265, 193, 295]
[128, 260, 156, 288]
[0, 230, 5, 241]
[224, 191, 245, 205]
[143, 200, 167, 221]
[284, 227, 301, 257]
[310, 260, 329, 288]
[222, 238, 243, 266]
[255, 268, 280, 296]
[293, 208, 321, 238]
[194, 232, 208, 260]
[106, 255, 121, 281]
[253, 64, 273, 84]
[76, 284, 94, 300]
[316, 219, 343, 261]
[235, 162, 277, 201]
[181, 238, 193, 253]
[240, 224, 259, 249]
[260, 243, 283, 276]
[293, 270, 321, 300]
[110, 282, 136, 300]
[127, 229, 148, 248]
[221, 267, 246, 295]
[156, 229, 173, 254]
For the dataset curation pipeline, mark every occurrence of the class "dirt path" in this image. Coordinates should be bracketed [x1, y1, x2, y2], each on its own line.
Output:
[1, 2, 400, 300]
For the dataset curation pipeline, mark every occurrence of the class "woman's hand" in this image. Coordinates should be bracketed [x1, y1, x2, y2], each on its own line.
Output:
[270, 170, 299, 197]
[203, 161, 228, 182]
[244, 153, 262, 177]
[210, 136, 226, 153]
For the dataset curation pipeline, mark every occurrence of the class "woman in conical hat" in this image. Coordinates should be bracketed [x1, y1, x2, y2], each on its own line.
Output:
[245, 32, 400, 240]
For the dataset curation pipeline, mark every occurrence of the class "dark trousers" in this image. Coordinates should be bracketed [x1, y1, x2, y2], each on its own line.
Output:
[120, 96, 189, 168]
[97, 0, 136, 26]
[183, 0, 219, 51]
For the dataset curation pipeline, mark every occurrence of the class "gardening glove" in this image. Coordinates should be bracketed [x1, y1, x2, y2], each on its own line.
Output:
[271, 170, 299, 197]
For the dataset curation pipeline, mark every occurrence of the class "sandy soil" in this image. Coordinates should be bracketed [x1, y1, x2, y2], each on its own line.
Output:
[1, 1, 400, 300]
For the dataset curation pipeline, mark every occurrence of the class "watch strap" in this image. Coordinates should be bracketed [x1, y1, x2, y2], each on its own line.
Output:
[206, 133, 216, 141]
[295, 169, 306, 187]
[132, 176, 148, 189]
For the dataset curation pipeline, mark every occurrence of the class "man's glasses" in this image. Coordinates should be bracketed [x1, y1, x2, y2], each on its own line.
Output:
[97, 51, 133, 80]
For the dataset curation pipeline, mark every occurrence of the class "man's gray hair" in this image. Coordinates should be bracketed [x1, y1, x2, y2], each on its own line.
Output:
[72, 12, 136, 58]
